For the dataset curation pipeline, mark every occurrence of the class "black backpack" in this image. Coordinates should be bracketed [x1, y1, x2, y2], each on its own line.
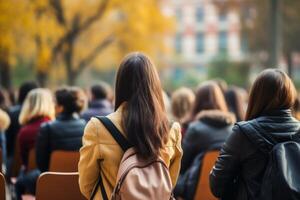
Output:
[238, 121, 300, 200]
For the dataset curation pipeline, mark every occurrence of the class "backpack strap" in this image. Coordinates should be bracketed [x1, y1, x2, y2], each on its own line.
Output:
[96, 116, 132, 151]
[236, 121, 276, 154]
[90, 116, 132, 200]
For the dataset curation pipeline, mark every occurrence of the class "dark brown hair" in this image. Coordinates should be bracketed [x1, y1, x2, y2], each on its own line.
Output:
[246, 69, 296, 120]
[115, 52, 170, 158]
[225, 86, 246, 121]
[191, 81, 228, 119]
[55, 87, 86, 115]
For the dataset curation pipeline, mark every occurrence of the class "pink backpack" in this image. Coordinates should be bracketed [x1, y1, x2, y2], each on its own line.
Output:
[90, 116, 174, 200]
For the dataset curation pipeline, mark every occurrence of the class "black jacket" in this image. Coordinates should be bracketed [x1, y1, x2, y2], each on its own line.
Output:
[175, 110, 236, 200]
[5, 104, 22, 157]
[210, 109, 300, 200]
[36, 113, 86, 172]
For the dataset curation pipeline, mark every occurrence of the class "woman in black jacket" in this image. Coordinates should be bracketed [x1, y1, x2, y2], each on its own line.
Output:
[36, 87, 87, 172]
[210, 69, 300, 200]
[175, 81, 236, 200]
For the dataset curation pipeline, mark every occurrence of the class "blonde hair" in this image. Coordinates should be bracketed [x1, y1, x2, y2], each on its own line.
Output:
[171, 87, 195, 121]
[0, 109, 10, 131]
[19, 88, 55, 125]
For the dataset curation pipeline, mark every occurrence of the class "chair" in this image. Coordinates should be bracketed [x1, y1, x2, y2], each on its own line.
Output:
[35, 172, 86, 200]
[194, 151, 219, 200]
[49, 151, 80, 172]
[0, 173, 5, 200]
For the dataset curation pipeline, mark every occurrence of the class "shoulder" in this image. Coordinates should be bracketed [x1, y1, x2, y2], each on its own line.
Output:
[167, 122, 182, 146]
[184, 120, 206, 139]
[83, 117, 119, 145]
[18, 124, 31, 136]
[223, 122, 257, 155]
[9, 105, 21, 114]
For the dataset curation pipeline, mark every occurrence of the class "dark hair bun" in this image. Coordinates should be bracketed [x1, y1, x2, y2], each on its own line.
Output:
[55, 87, 86, 114]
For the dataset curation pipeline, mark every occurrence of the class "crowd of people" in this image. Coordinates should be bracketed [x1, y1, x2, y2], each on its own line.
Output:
[0, 52, 299, 199]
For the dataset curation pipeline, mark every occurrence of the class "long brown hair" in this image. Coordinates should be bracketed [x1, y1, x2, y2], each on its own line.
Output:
[114, 52, 170, 158]
[246, 69, 296, 120]
[191, 81, 228, 119]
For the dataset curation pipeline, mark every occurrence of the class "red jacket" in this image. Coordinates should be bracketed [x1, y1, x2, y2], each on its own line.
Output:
[18, 117, 51, 167]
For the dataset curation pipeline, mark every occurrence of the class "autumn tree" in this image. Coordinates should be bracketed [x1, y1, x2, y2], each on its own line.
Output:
[1, 0, 173, 86]
[0, 1, 29, 89]
[34, 0, 172, 85]
[240, 0, 300, 77]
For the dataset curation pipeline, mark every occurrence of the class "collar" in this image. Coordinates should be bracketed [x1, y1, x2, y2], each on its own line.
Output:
[261, 109, 292, 117]
[89, 99, 111, 108]
[56, 113, 80, 120]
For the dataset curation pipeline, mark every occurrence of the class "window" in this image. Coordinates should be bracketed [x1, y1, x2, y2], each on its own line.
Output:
[196, 32, 204, 53]
[175, 34, 182, 54]
[195, 7, 204, 22]
[218, 31, 227, 52]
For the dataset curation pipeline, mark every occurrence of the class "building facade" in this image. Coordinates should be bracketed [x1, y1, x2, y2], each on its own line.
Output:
[167, 0, 243, 67]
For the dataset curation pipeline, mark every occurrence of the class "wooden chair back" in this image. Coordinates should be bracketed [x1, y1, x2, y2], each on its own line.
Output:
[194, 151, 220, 200]
[49, 151, 80, 172]
[0, 173, 5, 200]
[35, 172, 85, 200]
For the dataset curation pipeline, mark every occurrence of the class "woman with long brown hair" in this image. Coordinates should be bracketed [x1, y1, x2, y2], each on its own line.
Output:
[78, 52, 182, 199]
[210, 69, 300, 200]
[175, 81, 236, 200]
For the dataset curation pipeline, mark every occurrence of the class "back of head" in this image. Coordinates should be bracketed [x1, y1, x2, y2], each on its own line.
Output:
[18, 81, 39, 104]
[225, 86, 246, 121]
[192, 81, 228, 119]
[171, 87, 195, 121]
[91, 82, 110, 100]
[19, 88, 55, 125]
[55, 87, 87, 115]
[114, 52, 170, 159]
[246, 69, 296, 120]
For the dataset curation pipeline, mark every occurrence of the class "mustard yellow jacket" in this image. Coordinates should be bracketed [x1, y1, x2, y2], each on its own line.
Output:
[78, 105, 183, 199]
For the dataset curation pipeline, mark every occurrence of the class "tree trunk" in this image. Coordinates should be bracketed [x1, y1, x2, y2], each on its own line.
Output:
[0, 49, 12, 90]
[65, 40, 76, 85]
[269, 0, 282, 67]
[37, 71, 48, 87]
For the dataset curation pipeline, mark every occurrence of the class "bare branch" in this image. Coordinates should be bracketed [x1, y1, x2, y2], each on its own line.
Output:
[75, 35, 114, 75]
[49, 0, 66, 26]
[51, 0, 109, 60]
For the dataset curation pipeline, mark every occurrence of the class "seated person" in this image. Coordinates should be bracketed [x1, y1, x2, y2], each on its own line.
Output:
[81, 82, 113, 121]
[36, 87, 87, 172]
[15, 89, 55, 200]
[174, 81, 235, 200]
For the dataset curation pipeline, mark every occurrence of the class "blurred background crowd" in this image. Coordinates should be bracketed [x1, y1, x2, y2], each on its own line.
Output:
[1, 0, 300, 199]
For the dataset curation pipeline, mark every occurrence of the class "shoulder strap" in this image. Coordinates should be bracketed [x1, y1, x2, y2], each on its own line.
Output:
[89, 116, 131, 200]
[90, 174, 108, 200]
[96, 116, 132, 151]
[236, 121, 275, 154]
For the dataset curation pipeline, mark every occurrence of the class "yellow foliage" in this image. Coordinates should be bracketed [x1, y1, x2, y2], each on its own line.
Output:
[1, 0, 174, 81]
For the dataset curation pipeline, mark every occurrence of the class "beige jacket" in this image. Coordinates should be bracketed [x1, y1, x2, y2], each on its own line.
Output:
[78, 105, 183, 199]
